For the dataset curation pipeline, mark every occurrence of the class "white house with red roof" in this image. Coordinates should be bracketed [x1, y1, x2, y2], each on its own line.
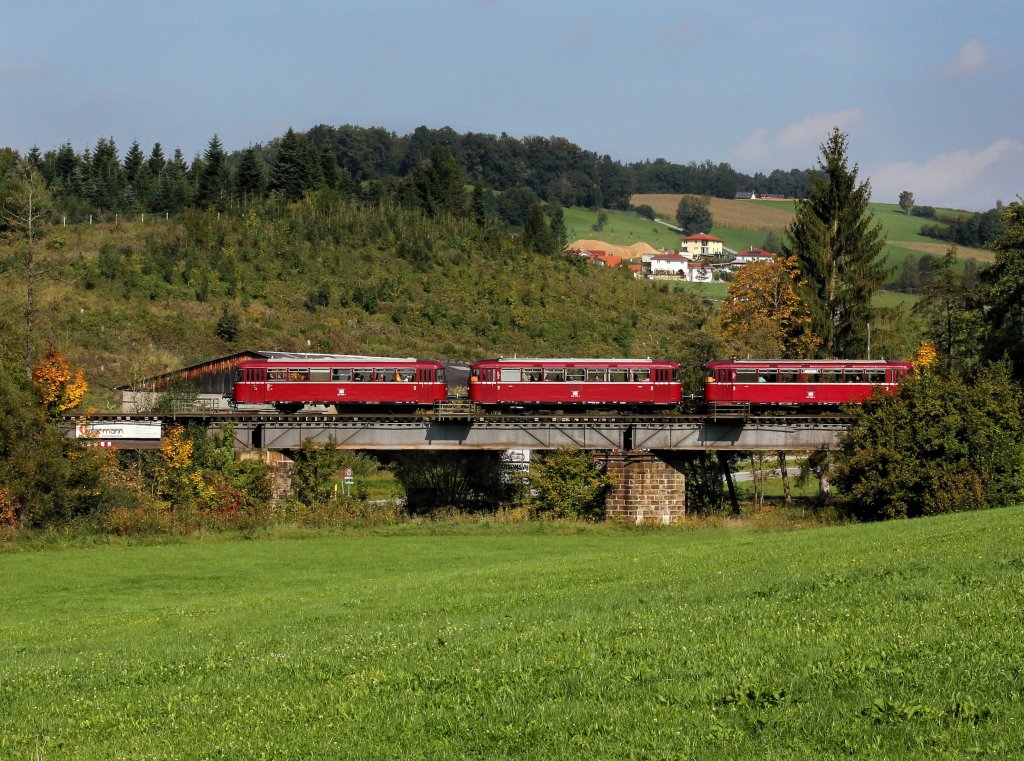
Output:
[733, 247, 776, 265]
[646, 253, 690, 277]
[680, 233, 724, 258]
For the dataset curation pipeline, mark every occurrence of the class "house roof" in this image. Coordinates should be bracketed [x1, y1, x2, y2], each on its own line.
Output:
[682, 233, 724, 243]
[737, 247, 775, 258]
[652, 254, 690, 262]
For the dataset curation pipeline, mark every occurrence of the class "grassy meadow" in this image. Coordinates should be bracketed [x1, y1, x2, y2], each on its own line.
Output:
[2, 507, 1021, 759]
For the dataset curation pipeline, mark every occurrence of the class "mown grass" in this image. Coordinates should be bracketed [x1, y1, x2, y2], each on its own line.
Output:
[2, 507, 1021, 759]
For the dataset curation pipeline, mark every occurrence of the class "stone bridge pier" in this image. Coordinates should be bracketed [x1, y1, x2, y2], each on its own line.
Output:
[602, 451, 686, 525]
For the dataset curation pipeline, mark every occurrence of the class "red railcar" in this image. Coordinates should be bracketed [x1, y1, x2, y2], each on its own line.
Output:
[232, 355, 448, 413]
[703, 359, 912, 410]
[469, 358, 682, 408]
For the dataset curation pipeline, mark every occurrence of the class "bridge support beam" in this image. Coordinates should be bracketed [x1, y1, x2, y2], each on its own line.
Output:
[603, 451, 686, 525]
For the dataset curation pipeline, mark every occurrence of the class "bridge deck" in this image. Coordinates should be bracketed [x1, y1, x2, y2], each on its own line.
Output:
[68, 412, 855, 451]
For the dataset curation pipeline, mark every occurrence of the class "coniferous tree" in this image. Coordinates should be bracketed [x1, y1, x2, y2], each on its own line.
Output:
[783, 128, 888, 357]
[548, 202, 567, 250]
[147, 142, 166, 177]
[471, 183, 487, 228]
[411, 144, 466, 218]
[318, 140, 340, 190]
[979, 200, 1024, 380]
[196, 135, 229, 209]
[522, 200, 553, 254]
[122, 140, 147, 210]
[270, 128, 322, 201]
[90, 137, 125, 212]
[235, 147, 265, 202]
[913, 249, 985, 374]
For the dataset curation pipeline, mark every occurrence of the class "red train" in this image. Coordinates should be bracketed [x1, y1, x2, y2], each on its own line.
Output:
[230, 354, 911, 413]
[468, 358, 682, 408]
[233, 356, 448, 413]
[703, 359, 912, 411]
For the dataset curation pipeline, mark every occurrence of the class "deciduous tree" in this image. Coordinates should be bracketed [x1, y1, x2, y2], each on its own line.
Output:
[718, 255, 821, 358]
[31, 344, 88, 417]
[1, 158, 51, 374]
[898, 190, 915, 215]
[675, 195, 713, 233]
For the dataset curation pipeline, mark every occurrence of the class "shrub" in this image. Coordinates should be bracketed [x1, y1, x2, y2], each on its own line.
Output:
[529, 449, 611, 520]
[833, 363, 1024, 520]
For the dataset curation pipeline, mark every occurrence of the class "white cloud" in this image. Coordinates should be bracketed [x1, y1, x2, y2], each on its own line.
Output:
[869, 139, 1024, 211]
[945, 39, 990, 77]
[731, 109, 865, 169]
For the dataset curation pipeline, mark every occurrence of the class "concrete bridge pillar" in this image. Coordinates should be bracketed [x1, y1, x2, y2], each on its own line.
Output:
[603, 451, 686, 524]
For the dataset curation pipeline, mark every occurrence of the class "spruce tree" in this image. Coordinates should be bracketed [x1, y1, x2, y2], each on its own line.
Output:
[235, 146, 265, 202]
[270, 128, 322, 201]
[783, 128, 888, 357]
[196, 134, 229, 209]
[319, 140, 340, 190]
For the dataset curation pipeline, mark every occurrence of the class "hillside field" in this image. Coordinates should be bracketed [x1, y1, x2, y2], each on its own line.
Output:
[625, 195, 993, 266]
[2, 507, 1021, 759]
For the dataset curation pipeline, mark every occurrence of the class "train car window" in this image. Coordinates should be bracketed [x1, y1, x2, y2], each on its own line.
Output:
[545, 368, 565, 382]
[819, 370, 842, 383]
[234, 368, 244, 382]
[867, 370, 886, 384]
[379, 368, 397, 382]
[289, 368, 309, 382]
[757, 370, 775, 382]
[587, 368, 606, 382]
[398, 369, 415, 382]
[736, 370, 759, 383]
[501, 368, 521, 382]
[631, 368, 651, 382]
[310, 368, 330, 383]
[608, 368, 629, 382]
[777, 370, 798, 383]
[525, 369, 543, 382]
[332, 368, 352, 382]
[353, 368, 373, 382]
[566, 368, 585, 382]
[268, 368, 288, 381]
[846, 370, 866, 382]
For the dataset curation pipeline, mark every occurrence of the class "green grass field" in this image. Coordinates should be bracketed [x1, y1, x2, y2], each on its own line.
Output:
[3, 507, 1021, 759]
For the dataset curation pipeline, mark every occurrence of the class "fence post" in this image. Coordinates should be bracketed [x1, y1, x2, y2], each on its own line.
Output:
[141, 213, 145, 223]
[89, 214, 93, 225]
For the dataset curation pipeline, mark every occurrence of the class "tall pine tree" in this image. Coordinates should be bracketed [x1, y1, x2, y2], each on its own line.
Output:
[784, 128, 888, 357]
[195, 135, 229, 209]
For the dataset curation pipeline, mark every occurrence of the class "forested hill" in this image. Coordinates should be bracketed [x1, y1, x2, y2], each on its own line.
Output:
[0, 195, 715, 410]
[2, 125, 818, 226]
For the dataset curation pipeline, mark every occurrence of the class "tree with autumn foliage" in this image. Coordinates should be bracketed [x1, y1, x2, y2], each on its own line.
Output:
[718, 255, 821, 358]
[31, 344, 88, 418]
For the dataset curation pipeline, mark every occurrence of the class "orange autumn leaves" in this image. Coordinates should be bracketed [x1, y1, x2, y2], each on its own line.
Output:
[31, 344, 88, 415]
[719, 255, 821, 358]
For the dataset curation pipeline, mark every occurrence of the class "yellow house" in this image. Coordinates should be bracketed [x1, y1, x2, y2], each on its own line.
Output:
[680, 233, 724, 258]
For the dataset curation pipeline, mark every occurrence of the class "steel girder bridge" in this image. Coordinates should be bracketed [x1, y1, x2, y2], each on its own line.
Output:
[68, 412, 854, 452]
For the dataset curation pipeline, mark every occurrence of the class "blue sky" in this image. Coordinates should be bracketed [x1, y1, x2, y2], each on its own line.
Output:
[2, 0, 1021, 211]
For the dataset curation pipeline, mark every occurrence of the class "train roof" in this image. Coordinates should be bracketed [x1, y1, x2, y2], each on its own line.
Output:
[704, 358, 912, 367]
[474, 357, 675, 365]
[240, 352, 426, 364]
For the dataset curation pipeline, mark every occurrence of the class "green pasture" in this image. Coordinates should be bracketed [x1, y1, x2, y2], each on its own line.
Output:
[562, 207, 681, 250]
[3, 507, 1021, 759]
